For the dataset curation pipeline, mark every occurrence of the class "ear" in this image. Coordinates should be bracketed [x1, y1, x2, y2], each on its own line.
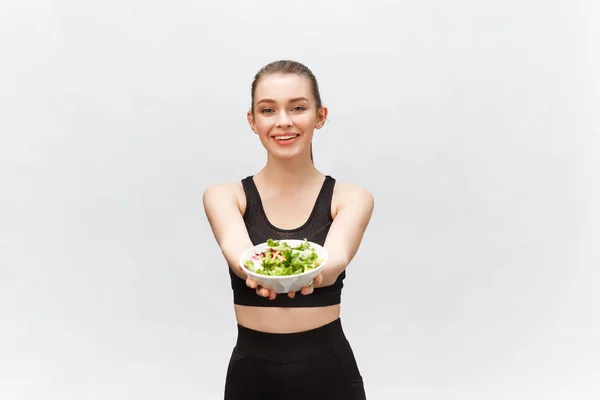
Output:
[247, 110, 258, 134]
[315, 106, 328, 129]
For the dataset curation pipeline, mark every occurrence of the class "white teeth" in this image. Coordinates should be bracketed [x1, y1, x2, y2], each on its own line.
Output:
[274, 135, 298, 140]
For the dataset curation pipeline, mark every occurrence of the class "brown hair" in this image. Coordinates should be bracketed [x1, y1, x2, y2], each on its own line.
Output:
[250, 60, 323, 162]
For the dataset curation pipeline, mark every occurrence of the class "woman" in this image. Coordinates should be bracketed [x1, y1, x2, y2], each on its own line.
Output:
[203, 60, 374, 399]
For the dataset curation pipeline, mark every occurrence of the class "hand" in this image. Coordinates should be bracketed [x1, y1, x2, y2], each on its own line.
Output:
[245, 273, 324, 300]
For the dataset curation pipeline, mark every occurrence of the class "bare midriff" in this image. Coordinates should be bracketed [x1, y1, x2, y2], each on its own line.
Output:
[234, 304, 341, 333]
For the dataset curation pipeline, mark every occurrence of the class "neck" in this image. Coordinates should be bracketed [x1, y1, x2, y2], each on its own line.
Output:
[258, 154, 321, 188]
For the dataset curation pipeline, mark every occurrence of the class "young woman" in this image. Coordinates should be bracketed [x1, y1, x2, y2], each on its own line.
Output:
[203, 60, 374, 399]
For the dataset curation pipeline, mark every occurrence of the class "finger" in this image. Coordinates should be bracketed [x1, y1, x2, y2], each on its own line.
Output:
[256, 286, 268, 297]
[269, 291, 277, 300]
[288, 291, 296, 299]
[246, 277, 257, 289]
[313, 274, 324, 287]
[301, 284, 313, 296]
[303, 279, 315, 295]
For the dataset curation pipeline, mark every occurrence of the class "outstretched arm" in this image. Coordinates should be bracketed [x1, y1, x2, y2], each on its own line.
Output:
[203, 182, 278, 300]
[203, 183, 254, 281]
[318, 184, 375, 287]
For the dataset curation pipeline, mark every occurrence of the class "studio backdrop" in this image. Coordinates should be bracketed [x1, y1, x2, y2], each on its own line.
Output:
[1, 1, 598, 399]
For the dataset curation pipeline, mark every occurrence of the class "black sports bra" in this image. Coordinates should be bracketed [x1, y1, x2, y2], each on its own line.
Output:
[228, 175, 345, 307]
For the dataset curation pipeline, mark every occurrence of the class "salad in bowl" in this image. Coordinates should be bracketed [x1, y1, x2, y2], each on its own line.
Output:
[239, 239, 328, 294]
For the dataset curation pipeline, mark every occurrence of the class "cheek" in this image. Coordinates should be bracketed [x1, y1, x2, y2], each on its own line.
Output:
[255, 118, 274, 134]
[294, 114, 317, 128]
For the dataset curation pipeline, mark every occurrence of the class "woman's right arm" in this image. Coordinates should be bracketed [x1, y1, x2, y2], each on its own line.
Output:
[203, 183, 254, 280]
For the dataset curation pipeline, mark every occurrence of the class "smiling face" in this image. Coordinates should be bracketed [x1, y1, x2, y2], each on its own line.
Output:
[248, 73, 327, 161]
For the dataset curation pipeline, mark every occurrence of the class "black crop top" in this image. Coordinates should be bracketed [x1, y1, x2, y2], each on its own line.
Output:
[229, 175, 345, 307]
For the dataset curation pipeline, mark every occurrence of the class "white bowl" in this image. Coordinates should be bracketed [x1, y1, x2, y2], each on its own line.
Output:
[239, 239, 328, 294]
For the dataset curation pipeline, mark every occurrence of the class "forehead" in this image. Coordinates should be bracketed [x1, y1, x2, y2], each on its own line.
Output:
[254, 74, 313, 103]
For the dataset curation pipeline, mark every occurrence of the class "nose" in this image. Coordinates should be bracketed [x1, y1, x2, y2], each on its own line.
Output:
[275, 111, 293, 127]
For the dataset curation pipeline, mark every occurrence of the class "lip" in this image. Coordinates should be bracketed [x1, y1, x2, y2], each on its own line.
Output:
[271, 132, 301, 146]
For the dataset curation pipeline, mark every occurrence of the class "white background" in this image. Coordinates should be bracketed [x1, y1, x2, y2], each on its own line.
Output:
[1, 1, 599, 399]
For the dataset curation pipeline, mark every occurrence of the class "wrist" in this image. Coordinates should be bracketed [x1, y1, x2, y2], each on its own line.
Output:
[317, 254, 348, 287]
[316, 266, 340, 288]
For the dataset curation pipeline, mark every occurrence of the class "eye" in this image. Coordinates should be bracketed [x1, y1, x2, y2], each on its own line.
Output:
[292, 106, 306, 111]
[261, 108, 274, 114]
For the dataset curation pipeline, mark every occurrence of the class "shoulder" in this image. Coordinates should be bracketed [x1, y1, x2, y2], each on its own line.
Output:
[203, 181, 243, 199]
[203, 181, 247, 212]
[333, 182, 374, 204]
[331, 181, 374, 218]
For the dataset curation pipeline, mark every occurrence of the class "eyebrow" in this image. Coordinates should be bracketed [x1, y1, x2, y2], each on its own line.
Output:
[256, 97, 310, 105]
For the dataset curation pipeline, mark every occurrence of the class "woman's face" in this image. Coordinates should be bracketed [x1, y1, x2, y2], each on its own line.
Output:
[248, 73, 327, 161]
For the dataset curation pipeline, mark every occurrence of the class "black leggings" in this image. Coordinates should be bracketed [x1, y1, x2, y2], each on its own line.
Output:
[224, 318, 367, 400]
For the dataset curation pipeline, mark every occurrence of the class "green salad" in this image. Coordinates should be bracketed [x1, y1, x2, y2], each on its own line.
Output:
[244, 239, 324, 276]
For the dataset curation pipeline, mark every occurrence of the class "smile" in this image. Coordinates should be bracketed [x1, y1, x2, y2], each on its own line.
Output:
[273, 134, 299, 141]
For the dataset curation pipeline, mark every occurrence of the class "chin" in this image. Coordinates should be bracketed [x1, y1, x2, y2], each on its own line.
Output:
[269, 148, 306, 161]
[271, 152, 301, 161]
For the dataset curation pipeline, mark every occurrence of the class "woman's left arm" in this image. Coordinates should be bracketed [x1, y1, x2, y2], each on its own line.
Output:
[317, 184, 375, 288]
